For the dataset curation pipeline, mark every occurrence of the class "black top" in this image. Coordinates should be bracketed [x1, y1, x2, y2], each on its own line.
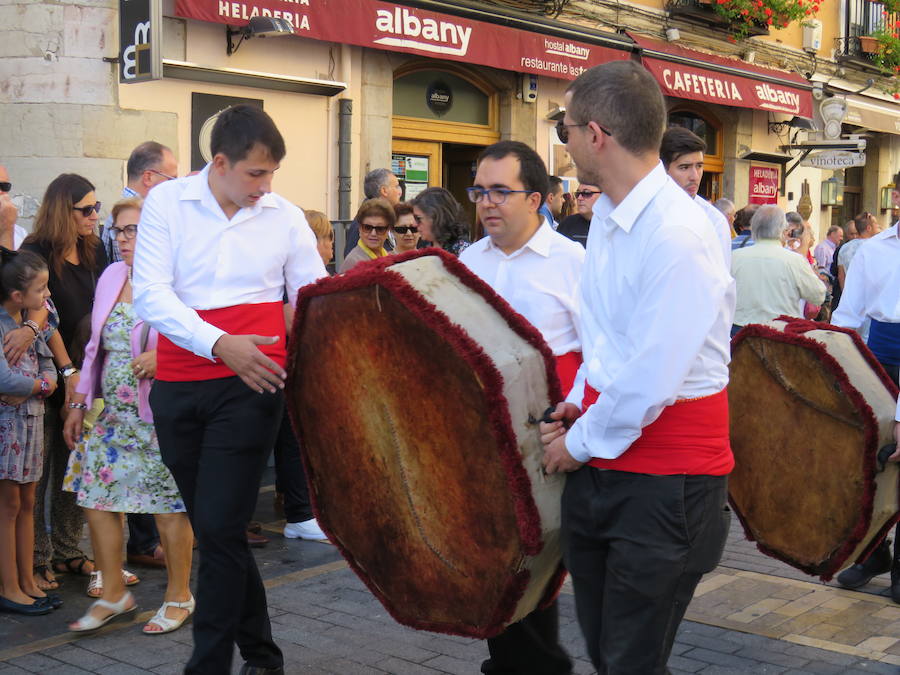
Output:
[21, 240, 108, 348]
[557, 214, 591, 248]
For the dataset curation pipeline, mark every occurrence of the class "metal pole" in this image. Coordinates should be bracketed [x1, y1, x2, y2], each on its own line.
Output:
[338, 99, 352, 221]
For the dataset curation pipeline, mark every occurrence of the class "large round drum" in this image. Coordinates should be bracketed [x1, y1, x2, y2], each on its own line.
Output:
[730, 318, 900, 581]
[285, 249, 566, 638]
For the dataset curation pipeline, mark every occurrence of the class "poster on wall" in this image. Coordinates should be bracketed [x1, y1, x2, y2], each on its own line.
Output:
[392, 153, 429, 200]
[191, 93, 264, 171]
[749, 165, 779, 205]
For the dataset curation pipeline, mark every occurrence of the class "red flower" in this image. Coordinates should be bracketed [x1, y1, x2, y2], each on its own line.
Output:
[764, 7, 773, 15]
[767, 16, 774, 23]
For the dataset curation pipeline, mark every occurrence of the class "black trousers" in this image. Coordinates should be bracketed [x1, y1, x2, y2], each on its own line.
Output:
[562, 468, 730, 674]
[151, 377, 284, 674]
[483, 600, 572, 674]
[273, 408, 313, 524]
[126, 514, 160, 555]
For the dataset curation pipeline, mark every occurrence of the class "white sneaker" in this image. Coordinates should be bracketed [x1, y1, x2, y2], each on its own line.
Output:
[284, 518, 328, 541]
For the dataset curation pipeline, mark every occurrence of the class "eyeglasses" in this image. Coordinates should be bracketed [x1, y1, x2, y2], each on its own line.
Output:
[360, 223, 389, 234]
[465, 187, 533, 205]
[394, 226, 418, 234]
[555, 119, 612, 144]
[0, 182, 10, 193]
[574, 190, 601, 199]
[149, 169, 176, 181]
[109, 224, 138, 240]
[73, 202, 101, 217]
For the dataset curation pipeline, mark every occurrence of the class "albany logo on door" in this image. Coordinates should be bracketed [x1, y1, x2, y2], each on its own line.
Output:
[374, 7, 472, 56]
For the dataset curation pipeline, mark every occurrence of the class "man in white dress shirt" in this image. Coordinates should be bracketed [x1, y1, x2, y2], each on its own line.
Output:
[660, 126, 732, 266]
[831, 171, 900, 601]
[134, 105, 326, 675]
[540, 61, 734, 673]
[460, 140, 584, 675]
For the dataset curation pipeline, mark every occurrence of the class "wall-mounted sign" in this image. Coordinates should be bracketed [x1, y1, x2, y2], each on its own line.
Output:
[119, 0, 162, 83]
[174, 0, 630, 81]
[191, 93, 264, 171]
[799, 151, 866, 170]
[426, 81, 453, 116]
[748, 165, 779, 205]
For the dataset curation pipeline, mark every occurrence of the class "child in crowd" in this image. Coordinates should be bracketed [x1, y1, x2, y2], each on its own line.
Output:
[0, 248, 59, 615]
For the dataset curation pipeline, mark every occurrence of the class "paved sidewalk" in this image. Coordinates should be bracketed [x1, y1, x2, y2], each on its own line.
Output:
[3, 482, 899, 674]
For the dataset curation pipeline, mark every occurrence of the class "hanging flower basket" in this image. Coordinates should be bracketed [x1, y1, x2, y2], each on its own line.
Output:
[709, 0, 818, 40]
[870, 13, 900, 98]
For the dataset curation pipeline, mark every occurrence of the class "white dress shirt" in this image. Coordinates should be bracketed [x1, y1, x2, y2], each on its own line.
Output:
[459, 218, 584, 355]
[564, 163, 734, 463]
[833, 224, 900, 331]
[133, 164, 326, 361]
[696, 195, 732, 268]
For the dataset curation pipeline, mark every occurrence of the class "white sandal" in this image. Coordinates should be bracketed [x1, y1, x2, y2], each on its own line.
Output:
[86, 569, 140, 598]
[142, 595, 195, 635]
[68, 590, 136, 632]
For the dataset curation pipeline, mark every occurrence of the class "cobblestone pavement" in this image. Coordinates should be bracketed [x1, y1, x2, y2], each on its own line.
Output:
[2, 483, 899, 674]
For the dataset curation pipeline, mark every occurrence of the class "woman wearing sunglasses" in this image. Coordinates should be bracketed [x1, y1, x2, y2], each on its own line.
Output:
[19, 174, 109, 592]
[339, 198, 395, 273]
[392, 203, 421, 254]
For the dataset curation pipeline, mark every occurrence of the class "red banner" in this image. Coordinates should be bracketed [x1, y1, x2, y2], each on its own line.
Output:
[748, 165, 779, 204]
[630, 35, 812, 118]
[175, 0, 630, 80]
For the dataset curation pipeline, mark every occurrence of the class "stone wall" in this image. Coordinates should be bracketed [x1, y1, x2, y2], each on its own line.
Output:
[0, 1, 176, 231]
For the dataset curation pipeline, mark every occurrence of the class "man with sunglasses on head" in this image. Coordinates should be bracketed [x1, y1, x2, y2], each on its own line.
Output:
[460, 140, 583, 675]
[556, 183, 600, 248]
[102, 142, 177, 264]
[0, 165, 30, 250]
[540, 61, 733, 674]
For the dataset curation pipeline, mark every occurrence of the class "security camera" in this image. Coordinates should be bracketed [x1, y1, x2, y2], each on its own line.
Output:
[811, 82, 824, 101]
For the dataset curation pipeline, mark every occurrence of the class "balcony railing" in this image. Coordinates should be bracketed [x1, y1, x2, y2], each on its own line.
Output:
[837, 0, 898, 65]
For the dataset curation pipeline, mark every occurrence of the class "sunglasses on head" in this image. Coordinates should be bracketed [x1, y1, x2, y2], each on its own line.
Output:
[394, 226, 418, 234]
[73, 202, 101, 217]
[0, 182, 10, 193]
[360, 223, 389, 234]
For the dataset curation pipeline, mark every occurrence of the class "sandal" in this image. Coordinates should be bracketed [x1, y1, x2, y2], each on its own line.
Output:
[86, 569, 141, 598]
[142, 595, 195, 635]
[68, 591, 136, 633]
[33, 565, 59, 591]
[53, 556, 95, 577]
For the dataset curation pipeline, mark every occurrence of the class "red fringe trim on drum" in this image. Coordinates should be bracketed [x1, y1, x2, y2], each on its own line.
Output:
[731, 320, 890, 581]
[286, 248, 560, 637]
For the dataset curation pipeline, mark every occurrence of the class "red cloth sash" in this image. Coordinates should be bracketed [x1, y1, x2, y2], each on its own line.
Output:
[581, 384, 733, 476]
[554, 351, 582, 398]
[156, 302, 286, 382]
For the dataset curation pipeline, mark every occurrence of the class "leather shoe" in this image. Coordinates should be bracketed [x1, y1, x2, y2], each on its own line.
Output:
[238, 665, 284, 675]
[127, 544, 167, 569]
[0, 595, 52, 616]
[247, 530, 269, 548]
[30, 594, 63, 609]
[837, 540, 892, 588]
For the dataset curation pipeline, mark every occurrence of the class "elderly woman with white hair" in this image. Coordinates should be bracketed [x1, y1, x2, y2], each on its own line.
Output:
[730, 204, 826, 337]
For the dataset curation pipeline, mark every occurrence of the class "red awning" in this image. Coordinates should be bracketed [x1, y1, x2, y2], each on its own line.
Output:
[175, 0, 631, 82]
[629, 34, 813, 118]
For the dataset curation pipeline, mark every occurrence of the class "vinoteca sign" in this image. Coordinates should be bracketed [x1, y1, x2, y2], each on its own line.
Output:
[175, 0, 629, 80]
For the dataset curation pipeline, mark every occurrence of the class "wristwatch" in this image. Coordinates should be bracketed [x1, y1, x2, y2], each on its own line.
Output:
[59, 364, 78, 379]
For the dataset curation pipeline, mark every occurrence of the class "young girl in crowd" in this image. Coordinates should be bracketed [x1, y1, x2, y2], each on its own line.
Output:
[0, 249, 59, 615]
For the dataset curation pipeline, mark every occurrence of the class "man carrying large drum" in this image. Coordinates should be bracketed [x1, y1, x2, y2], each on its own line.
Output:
[539, 61, 735, 673]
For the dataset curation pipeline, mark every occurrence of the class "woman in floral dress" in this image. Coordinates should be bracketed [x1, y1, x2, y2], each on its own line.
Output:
[62, 198, 194, 634]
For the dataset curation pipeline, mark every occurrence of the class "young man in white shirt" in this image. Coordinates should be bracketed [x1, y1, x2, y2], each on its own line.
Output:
[540, 61, 734, 674]
[460, 140, 584, 675]
[134, 105, 326, 675]
[832, 172, 900, 600]
[660, 126, 732, 266]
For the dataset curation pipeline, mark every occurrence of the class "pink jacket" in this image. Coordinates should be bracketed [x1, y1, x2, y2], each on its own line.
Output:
[76, 262, 158, 423]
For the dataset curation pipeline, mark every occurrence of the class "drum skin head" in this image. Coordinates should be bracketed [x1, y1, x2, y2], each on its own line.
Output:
[730, 319, 900, 581]
[285, 249, 565, 638]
